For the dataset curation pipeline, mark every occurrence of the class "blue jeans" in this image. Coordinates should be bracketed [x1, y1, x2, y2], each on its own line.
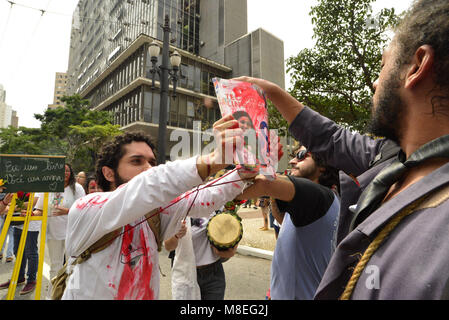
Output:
[13, 227, 39, 282]
[196, 259, 226, 300]
[0, 217, 14, 258]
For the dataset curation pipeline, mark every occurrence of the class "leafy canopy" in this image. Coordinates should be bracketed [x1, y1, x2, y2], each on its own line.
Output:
[280, 0, 400, 132]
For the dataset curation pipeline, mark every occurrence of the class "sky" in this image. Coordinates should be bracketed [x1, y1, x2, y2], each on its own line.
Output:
[0, 0, 413, 129]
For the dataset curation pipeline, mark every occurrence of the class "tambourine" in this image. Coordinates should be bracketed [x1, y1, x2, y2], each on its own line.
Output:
[206, 212, 243, 251]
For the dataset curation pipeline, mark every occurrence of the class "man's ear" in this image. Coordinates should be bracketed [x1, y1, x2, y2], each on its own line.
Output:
[102, 166, 115, 184]
[405, 45, 434, 89]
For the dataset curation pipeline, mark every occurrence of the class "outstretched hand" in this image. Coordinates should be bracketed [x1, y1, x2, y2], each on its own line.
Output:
[212, 114, 244, 166]
[197, 115, 245, 180]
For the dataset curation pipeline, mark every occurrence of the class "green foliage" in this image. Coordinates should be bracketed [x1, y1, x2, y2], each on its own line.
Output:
[0, 94, 121, 173]
[267, 101, 288, 137]
[286, 0, 400, 132]
[67, 121, 121, 172]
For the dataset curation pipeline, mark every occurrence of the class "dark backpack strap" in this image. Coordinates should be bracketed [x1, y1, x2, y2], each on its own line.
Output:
[51, 227, 123, 299]
[75, 227, 123, 264]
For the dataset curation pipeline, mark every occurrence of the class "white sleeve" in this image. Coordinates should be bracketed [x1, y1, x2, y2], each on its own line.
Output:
[160, 170, 246, 241]
[66, 156, 203, 256]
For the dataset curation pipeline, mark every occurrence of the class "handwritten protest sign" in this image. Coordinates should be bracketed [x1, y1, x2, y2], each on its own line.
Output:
[0, 154, 65, 193]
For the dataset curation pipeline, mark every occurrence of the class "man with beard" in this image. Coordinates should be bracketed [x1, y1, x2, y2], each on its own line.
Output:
[60, 115, 253, 299]
[238, 144, 340, 299]
[235, 0, 449, 299]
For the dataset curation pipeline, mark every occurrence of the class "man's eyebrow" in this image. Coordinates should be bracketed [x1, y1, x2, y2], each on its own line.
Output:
[128, 154, 146, 159]
[128, 154, 157, 164]
[149, 157, 157, 166]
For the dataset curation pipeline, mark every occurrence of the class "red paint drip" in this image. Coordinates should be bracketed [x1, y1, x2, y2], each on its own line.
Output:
[76, 195, 108, 210]
[116, 226, 154, 300]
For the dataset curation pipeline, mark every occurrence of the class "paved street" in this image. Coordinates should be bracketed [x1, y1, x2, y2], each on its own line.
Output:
[0, 206, 276, 300]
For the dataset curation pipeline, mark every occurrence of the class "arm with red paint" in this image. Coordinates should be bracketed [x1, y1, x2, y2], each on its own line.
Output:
[160, 168, 250, 241]
[65, 157, 205, 257]
[65, 116, 245, 257]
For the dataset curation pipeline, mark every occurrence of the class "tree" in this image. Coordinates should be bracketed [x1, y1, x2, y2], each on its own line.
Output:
[267, 101, 288, 137]
[285, 0, 400, 132]
[0, 127, 46, 155]
[67, 121, 121, 172]
[0, 94, 121, 173]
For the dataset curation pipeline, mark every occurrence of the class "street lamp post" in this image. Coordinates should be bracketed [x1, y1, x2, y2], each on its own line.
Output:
[148, 14, 182, 164]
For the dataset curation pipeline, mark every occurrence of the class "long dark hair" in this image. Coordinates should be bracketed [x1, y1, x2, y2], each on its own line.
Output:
[65, 163, 76, 194]
[233, 110, 255, 129]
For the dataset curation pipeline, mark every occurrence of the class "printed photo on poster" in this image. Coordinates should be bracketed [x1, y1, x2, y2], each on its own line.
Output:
[212, 78, 277, 178]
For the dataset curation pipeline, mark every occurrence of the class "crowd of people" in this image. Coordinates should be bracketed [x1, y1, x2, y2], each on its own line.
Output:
[0, 165, 101, 296]
[0, 0, 448, 300]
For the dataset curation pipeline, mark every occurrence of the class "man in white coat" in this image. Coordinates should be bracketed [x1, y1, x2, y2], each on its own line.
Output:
[62, 115, 254, 300]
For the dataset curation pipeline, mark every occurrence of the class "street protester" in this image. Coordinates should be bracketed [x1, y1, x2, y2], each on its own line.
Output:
[76, 171, 87, 193]
[238, 144, 340, 299]
[59, 115, 256, 300]
[234, 0, 449, 299]
[164, 136, 284, 301]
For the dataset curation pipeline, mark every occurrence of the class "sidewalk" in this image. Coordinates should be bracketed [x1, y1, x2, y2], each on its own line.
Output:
[236, 206, 276, 260]
[0, 236, 51, 300]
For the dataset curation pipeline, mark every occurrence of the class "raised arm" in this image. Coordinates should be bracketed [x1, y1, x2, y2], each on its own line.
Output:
[66, 116, 246, 256]
[160, 168, 249, 241]
[238, 174, 335, 227]
[233, 76, 386, 176]
[233, 76, 304, 125]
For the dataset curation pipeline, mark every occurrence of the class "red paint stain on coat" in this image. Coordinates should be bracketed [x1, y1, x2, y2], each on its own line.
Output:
[115, 225, 154, 300]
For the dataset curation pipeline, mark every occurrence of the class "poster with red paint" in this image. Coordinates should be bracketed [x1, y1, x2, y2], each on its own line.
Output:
[212, 78, 276, 179]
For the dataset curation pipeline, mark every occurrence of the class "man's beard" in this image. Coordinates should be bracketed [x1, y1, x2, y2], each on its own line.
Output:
[291, 164, 317, 180]
[366, 73, 404, 144]
[114, 171, 129, 188]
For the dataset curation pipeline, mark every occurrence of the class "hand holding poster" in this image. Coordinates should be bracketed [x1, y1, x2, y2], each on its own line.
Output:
[212, 78, 278, 179]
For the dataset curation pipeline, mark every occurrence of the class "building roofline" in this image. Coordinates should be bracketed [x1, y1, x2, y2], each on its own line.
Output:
[80, 33, 232, 98]
[91, 77, 217, 112]
[226, 28, 285, 48]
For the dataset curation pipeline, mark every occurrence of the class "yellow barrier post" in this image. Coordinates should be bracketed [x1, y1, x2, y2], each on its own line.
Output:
[34, 192, 49, 300]
[6, 193, 35, 300]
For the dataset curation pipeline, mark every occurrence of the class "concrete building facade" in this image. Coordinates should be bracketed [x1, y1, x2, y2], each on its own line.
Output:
[67, 0, 289, 168]
[10, 110, 18, 128]
[48, 72, 68, 109]
[0, 84, 16, 129]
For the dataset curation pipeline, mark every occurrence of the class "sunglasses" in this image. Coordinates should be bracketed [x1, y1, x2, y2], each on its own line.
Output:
[295, 149, 309, 161]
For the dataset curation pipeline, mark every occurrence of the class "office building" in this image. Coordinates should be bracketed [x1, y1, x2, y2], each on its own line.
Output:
[0, 84, 15, 129]
[67, 0, 287, 165]
[48, 72, 68, 109]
